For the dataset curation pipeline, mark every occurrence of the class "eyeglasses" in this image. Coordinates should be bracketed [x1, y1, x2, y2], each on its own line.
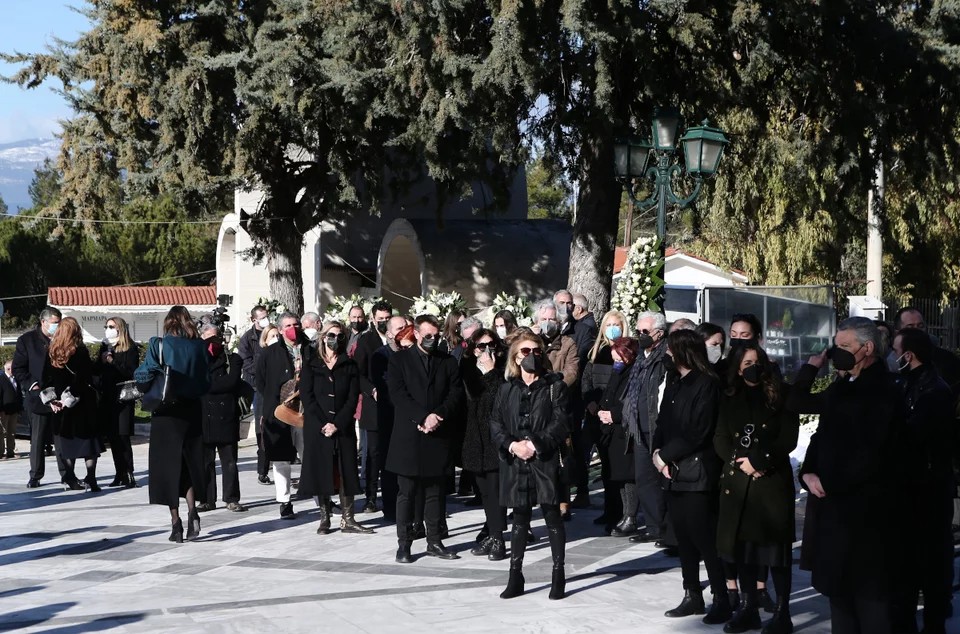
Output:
[518, 347, 543, 357]
[475, 342, 494, 351]
[740, 423, 755, 449]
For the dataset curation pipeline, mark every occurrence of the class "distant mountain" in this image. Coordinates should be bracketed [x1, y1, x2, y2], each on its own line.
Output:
[0, 138, 61, 211]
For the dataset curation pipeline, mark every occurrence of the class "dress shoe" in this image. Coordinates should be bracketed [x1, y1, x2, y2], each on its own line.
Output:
[395, 543, 413, 563]
[655, 541, 679, 557]
[470, 537, 493, 556]
[410, 522, 426, 541]
[62, 479, 85, 491]
[26, 478, 40, 488]
[761, 596, 793, 634]
[724, 591, 761, 633]
[703, 591, 734, 625]
[169, 519, 184, 543]
[665, 588, 706, 617]
[570, 492, 590, 508]
[196, 502, 216, 513]
[226, 502, 247, 512]
[362, 498, 377, 513]
[258, 474, 273, 485]
[108, 475, 125, 487]
[610, 517, 637, 538]
[629, 531, 659, 543]
[279, 502, 296, 520]
[424, 543, 460, 560]
[186, 510, 201, 540]
[487, 538, 506, 561]
[84, 475, 102, 493]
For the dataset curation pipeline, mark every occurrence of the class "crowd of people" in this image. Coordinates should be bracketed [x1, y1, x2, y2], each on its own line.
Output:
[6, 294, 957, 632]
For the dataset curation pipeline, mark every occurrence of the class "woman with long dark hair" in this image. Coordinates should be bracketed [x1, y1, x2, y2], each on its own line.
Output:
[489, 331, 569, 600]
[300, 321, 373, 535]
[493, 310, 519, 341]
[135, 306, 210, 543]
[95, 316, 140, 488]
[714, 342, 798, 634]
[439, 310, 466, 356]
[653, 329, 731, 623]
[45, 317, 103, 491]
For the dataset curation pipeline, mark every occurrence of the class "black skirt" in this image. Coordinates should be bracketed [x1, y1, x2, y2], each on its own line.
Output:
[724, 541, 794, 569]
[148, 399, 207, 508]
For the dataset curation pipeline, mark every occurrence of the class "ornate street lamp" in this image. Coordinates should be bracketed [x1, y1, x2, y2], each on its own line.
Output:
[614, 108, 729, 308]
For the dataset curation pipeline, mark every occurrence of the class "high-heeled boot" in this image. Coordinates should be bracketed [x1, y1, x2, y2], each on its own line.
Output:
[168, 519, 183, 543]
[339, 494, 374, 534]
[125, 471, 138, 488]
[500, 523, 528, 599]
[185, 509, 201, 540]
[547, 525, 566, 600]
[724, 589, 761, 632]
[316, 496, 331, 534]
[761, 595, 793, 634]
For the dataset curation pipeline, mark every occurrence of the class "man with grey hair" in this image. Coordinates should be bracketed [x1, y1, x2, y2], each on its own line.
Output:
[669, 318, 697, 333]
[622, 310, 673, 546]
[301, 312, 320, 342]
[790, 316, 905, 633]
[554, 289, 575, 335]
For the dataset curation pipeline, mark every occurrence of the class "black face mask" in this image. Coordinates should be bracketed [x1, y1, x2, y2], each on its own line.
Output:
[828, 345, 861, 372]
[351, 320, 366, 333]
[420, 335, 438, 353]
[637, 333, 654, 349]
[741, 364, 763, 384]
[520, 353, 543, 374]
[662, 355, 676, 372]
[729, 337, 756, 351]
[324, 335, 341, 352]
[376, 320, 388, 334]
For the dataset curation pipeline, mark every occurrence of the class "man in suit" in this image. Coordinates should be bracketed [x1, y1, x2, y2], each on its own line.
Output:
[13, 306, 80, 488]
[386, 314, 464, 563]
[353, 300, 394, 512]
[238, 304, 272, 484]
[371, 315, 408, 521]
[1, 360, 22, 459]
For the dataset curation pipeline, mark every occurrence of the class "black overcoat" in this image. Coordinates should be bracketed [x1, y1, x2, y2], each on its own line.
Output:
[459, 358, 504, 474]
[597, 364, 635, 482]
[12, 327, 52, 415]
[94, 343, 140, 436]
[790, 361, 904, 599]
[489, 372, 569, 507]
[200, 351, 243, 445]
[42, 347, 102, 460]
[385, 347, 464, 478]
[652, 369, 721, 492]
[353, 330, 385, 431]
[714, 382, 798, 559]
[253, 341, 299, 462]
[299, 352, 362, 496]
[0, 374, 22, 414]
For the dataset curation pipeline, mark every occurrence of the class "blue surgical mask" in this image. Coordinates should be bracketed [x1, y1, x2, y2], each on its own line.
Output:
[47, 322, 59, 336]
[612, 360, 626, 373]
[605, 325, 622, 341]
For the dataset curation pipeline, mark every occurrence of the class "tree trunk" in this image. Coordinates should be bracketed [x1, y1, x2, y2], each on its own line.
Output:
[568, 135, 620, 312]
[266, 221, 305, 316]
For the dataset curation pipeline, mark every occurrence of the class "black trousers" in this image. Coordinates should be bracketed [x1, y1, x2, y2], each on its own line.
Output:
[377, 421, 398, 519]
[363, 429, 379, 500]
[667, 490, 726, 596]
[598, 444, 623, 521]
[108, 430, 134, 476]
[473, 470, 506, 536]
[634, 444, 671, 541]
[252, 393, 269, 477]
[830, 595, 892, 634]
[204, 442, 240, 504]
[397, 475, 443, 544]
[29, 411, 74, 482]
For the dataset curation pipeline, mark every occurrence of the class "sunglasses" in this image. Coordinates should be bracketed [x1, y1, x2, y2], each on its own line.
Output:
[475, 342, 495, 351]
[740, 423, 756, 449]
[518, 347, 543, 357]
[637, 328, 660, 335]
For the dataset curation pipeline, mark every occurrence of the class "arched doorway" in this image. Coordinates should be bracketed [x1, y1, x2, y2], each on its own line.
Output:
[378, 220, 424, 313]
[217, 224, 238, 302]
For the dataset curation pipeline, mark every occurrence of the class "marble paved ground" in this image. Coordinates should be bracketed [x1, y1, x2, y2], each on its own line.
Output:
[0, 442, 957, 634]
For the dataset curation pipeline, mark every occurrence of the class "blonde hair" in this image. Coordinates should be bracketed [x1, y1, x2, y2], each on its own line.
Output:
[319, 320, 345, 358]
[589, 309, 628, 362]
[259, 325, 278, 348]
[106, 316, 134, 353]
[504, 333, 550, 380]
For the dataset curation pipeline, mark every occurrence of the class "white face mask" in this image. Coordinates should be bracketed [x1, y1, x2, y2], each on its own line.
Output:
[303, 327, 318, 342]
[104, 327, 119, 342]
[496, 326, 507, 339]
[267, 336, 279, 346]
[257, 317, 270, 330]
[706, 345, 722, 364]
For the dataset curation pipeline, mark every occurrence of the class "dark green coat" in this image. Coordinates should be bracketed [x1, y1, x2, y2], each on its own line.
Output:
[714, 382, 798, 559]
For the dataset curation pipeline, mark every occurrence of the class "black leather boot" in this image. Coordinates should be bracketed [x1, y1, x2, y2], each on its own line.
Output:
[610, 516, 637, 538]
[500, 523, 528, 599]
[125, 472, 138, 488]
[185, 509, 200, 540]
[703, 589, 735, 625]
[168, 518, 183, 543]
[547, 524, 566, 600]
[395, 541, 413, 564]
[761, 596, 793, 634]
[665, 588, 706, 617]
[724, 590, 761, 632]
[340, 494, 374, 534]
[316, 496, 331, 534]
[487, 538, 506, 561]
[758, 588, 776, 613]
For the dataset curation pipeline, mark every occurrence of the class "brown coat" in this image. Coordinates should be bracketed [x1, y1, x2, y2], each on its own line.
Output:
[545, 334, 579, 388]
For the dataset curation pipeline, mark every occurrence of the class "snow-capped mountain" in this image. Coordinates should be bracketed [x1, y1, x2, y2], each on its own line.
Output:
[0, 138, 61, 211]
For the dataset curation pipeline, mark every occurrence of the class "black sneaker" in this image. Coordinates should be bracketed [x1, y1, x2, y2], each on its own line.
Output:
[258, 474, 273, 485]
[279, 502, 296, 520]
[26, 478, 40, 488]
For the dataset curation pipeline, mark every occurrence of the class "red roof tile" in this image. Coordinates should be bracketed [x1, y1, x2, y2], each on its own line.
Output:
[48, 286, 217, 307]
[614, 245, 746, 278]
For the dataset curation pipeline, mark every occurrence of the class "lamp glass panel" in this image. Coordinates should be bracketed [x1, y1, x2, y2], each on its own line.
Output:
[682, 138, 703, 174]
[614, 143, 629, 177]
[628, 144, 650, 177]
[654, 114, 680, 150]
[700, 139, 724, 175]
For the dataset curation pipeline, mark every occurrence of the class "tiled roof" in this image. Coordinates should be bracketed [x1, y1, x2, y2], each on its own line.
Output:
[614, 245, 746, 277]
[48, 286, 217, 307]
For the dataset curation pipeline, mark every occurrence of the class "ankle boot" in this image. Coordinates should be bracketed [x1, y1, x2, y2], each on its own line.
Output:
[487, 538, 506, 561]
[757, 588, 776, 613]
[185, 509, 201, 540]
[169, 518, 183, 543]
[500, 523, 528, 599]
[340, 494, 374, 534]
[703, 589, 735, 625]
[665, 588, 706, 617]
[125, 471, 138, 488]
[316, 496, 331, 534]
[724, 590, 761, 632]
[108, 474, 124, 487]
[761, 597, 793, 634]
[547, 524, 566, 600]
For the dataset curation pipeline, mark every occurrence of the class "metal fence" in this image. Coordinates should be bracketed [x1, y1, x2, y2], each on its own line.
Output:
[885, 298, 960, 351]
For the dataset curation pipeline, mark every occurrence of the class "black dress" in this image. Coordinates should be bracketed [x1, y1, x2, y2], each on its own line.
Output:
[43, 347, 103, 461]
[299, 352, 362, 497]
[597, 364, 634, 483]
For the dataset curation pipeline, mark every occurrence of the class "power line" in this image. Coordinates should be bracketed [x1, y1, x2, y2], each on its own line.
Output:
[2, 212, 225, 225]
[0, 268, 218, 303]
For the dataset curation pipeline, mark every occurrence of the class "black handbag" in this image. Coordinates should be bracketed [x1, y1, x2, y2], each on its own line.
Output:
[669, 453, 705, 484]
[140, 340, 175, 412]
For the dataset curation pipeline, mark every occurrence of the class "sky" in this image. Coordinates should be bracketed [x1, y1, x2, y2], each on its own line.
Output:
[0, 2, 91, 144]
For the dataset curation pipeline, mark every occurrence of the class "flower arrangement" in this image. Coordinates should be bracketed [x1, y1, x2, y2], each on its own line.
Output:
[489, 292, 534, 326]
[411, 290, 467, 321]
[323, 294, 385, 323]
[611, 235, 664, 327]
[255, 296, 288, 323]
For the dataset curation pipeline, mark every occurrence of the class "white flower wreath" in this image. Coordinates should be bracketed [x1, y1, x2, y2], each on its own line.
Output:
[611, 235, 665, 327]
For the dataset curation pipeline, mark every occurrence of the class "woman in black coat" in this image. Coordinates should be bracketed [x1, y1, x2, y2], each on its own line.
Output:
[581, 309, 629, 532]
[94, 316, 140, 488]
[714, 343, 798, 634]
[652, 329, 731, 624]
[300, 321, 372, 535]
[44, 317, 103, 490]
[489, 331, 569, 601]
[460, 328, 506, 560]
[596, 336, 640, 538]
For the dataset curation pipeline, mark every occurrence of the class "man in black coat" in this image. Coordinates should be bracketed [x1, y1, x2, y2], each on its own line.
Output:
[369, 315, 407, 521]
[238, 304, 271, 484]
[792, 317, 905, 634]
[352, 300, 393, 512]
[198, 320, 247, 513]
[568, 292, 597, 508]
[1, 360, 22, 458]
[386, 314, 464, 563]
[12, 306, 79, 488]
[254, 311, 303, 519]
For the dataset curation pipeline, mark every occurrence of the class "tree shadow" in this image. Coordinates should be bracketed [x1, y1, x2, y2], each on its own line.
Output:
[31, 613, 147, 634]
[0, 530, 164, 567]
[0, 601, 75, 632]
[0, 527, 107, 553]
[199, 509, 321, 542]
[0, 585, 45, 600]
